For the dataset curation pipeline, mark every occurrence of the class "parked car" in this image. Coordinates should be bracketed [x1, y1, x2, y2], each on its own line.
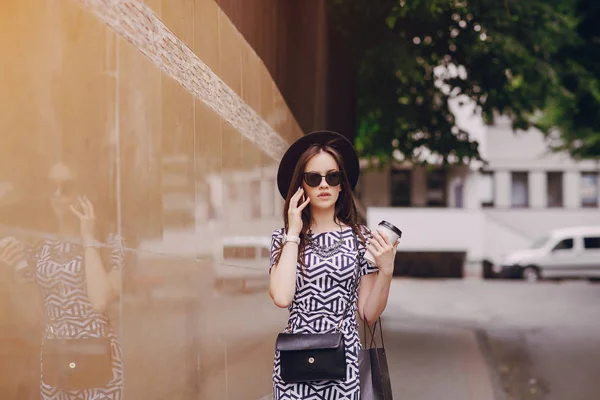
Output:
[493, 226, 600, 282]
[213, 235, 271, 290]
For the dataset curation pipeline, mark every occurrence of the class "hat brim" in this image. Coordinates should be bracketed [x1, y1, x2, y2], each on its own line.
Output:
[277, 130, 359, 199]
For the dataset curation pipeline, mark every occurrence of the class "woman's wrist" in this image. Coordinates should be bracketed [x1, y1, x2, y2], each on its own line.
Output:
[283, 233, 301, 246]
[82, 237, 99, 248]
[378, 267, 394, 279]
[286, 228, 301, 237]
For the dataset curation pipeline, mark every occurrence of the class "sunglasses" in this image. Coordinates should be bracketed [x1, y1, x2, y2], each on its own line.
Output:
[303, 171, 343, 187]
[51, 180, 77, 196]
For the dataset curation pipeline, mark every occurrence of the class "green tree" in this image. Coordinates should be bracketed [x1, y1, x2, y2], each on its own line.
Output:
[537, 0, 600, 159]
[329, 0, 600, 163]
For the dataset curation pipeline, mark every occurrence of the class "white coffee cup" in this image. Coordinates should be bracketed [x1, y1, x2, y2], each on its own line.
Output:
[364, 220, 403, 266]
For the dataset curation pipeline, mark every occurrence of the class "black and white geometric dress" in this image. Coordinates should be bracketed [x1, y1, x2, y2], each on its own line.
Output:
[18, 234, 125, 400]
[270, 225, 378, 400]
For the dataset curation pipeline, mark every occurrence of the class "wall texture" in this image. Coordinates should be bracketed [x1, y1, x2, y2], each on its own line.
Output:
[216, 0, 357, 138]
[0, 0, 312, 398]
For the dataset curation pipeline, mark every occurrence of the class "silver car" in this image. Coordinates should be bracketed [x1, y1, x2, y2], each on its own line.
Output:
[494, 226, 600, 282]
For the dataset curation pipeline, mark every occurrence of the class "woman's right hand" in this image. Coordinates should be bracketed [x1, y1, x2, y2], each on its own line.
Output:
[287, 187, 310, 235]
[0, 237, 24, 269]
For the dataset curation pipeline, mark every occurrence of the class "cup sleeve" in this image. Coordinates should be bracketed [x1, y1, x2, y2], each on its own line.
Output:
[358, 225, 379, 277]
[269, 228, 285, 274]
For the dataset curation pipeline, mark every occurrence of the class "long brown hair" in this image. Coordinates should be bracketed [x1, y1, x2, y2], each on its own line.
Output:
[274, 143, 366, 269]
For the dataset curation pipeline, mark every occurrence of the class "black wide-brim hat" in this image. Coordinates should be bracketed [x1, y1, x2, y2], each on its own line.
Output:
[277, 130, 359, 199]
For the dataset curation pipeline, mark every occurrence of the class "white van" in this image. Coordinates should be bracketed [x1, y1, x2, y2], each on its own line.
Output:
[213, 235, 272, 289]
[494, 226, 600, 282]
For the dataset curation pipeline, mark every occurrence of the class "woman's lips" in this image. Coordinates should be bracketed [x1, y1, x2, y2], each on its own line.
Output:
[318, 193, 331, 198]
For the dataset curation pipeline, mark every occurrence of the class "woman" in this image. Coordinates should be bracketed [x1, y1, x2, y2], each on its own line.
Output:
[0, 161, 124, 400]
[269, 131, 400, 399]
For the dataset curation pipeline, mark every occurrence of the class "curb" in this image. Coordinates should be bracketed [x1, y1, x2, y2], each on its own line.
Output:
[475, 329, 507, 400]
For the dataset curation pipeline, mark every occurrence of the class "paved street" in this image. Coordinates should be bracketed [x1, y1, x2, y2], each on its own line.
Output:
[382, 316, 496, 400]
[386, 278, 600, 400]
[112, 276, 600, 400]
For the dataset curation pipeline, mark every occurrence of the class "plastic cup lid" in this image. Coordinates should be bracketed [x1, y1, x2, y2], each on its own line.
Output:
[378, 220, 403, 238]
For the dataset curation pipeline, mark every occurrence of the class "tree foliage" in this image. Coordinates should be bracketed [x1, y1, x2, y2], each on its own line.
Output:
[537, 0, 600, 159]
[329, 0, 600, 163]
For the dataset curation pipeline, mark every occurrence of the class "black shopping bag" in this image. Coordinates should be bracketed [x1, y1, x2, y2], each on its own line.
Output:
[359, 319, 393, 400]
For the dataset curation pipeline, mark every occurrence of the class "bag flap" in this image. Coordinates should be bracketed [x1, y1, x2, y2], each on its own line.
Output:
[276, 333, 343, 352]
[43, 338, 112, 356]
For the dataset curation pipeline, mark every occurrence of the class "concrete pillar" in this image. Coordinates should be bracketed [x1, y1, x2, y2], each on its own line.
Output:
[411, 166, 427, 207]
[361, 167, 392, 207]
[495, 170, 511, 208]
[529, 171, 546, 208]
[564, 170, 580, 208]
[464, 170, 480, 210]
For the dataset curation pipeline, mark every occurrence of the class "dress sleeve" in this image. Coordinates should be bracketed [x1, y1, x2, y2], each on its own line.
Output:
[105, 233, 125, 271]
[269, 228, 285, 274]
[358, 225, 379, 277]
[14, 240, 41, 283]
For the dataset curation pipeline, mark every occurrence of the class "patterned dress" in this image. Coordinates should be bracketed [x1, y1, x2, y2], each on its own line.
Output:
[18, 234, 125, 400]
[270, 225, 378, 400]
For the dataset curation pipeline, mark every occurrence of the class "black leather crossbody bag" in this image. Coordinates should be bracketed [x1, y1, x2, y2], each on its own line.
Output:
[275, 232, 361, 383]
[42, 337, 113, 390]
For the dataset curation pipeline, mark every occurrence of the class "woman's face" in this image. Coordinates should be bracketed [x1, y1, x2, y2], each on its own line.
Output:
[48, 162, 78, 217]
[302, 151, 343, 210]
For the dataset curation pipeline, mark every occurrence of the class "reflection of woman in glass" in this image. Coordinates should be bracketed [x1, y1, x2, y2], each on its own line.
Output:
[269, 131, 400, 399]
[2, 161, 124, 400]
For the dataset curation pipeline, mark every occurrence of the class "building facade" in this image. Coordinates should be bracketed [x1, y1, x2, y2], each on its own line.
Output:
[359, 113, 600, 277]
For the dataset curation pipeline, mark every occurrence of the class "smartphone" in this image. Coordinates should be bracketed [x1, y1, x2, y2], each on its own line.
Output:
[71, 200, 84, 214]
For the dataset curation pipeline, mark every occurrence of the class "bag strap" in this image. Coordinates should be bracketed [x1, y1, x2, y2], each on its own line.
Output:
[363, 316, 386, 349]
[354, 227, 386, 349]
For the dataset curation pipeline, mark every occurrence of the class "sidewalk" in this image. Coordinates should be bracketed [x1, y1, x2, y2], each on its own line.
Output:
[252, 314, 498, 400]
[199, 290, 500, 400]
[119, 281, 500, 400]
[383, 315, 498, 400]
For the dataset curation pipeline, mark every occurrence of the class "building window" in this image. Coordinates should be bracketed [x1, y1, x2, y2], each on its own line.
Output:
[250, 180, 261, 218]
[223, 246, 256, 260]
[274, 183, 284, 216]
[227, 181, 238, 201]
[546, 172, 563, 208]
[426, 169, 447, 207]
[511, 172, 529, 208]
[260, 179, 275, 218]
[581, 172, 599, 208]
[390, 170, 411, 207]
[479, 171, 495, 208]
[454, 180, 464, 208]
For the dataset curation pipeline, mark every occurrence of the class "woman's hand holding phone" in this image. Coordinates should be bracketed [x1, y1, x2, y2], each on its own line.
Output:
[287, 187, 310, 236]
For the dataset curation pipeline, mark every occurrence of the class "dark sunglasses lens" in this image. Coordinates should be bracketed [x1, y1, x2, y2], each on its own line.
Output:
[304, 173, 322, 187]
[53, 180, 75, 195]
[326, 172, 342, 186]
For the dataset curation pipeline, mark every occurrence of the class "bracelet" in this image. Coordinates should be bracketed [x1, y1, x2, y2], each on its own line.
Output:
[82, 239, 101, 248]
[282, 234, 300, 245]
